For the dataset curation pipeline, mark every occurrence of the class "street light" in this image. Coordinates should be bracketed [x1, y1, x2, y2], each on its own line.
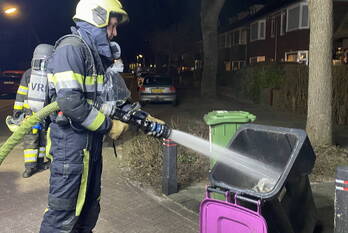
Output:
[4, 7, 17, 15]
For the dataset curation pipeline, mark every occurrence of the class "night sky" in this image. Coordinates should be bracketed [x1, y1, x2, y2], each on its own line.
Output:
[0, 0, 268, 69]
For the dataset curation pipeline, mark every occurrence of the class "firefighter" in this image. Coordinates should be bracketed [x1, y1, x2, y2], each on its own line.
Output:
[12, 44, 54, 178]
[39, 0, 131, 232]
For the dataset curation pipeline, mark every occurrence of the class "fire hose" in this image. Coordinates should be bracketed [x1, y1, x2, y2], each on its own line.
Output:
[0, 101, 171, 166]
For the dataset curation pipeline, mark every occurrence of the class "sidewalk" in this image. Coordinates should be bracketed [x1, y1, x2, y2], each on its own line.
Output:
[0, 146, 198, 233]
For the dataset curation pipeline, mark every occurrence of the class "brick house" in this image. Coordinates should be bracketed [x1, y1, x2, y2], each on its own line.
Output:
[216, 0, 348, 72]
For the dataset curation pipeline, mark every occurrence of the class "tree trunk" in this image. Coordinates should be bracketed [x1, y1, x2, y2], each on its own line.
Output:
[200, 0, 225, 97]
[306, 0, 333, 146]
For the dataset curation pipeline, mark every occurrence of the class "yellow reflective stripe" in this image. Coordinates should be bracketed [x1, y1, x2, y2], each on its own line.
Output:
[76, 149, 90, 216]
[84, 75, 104, 85]
[14, 105, 23, 110]
[51, 72, 104, 93]
[82, 108, 105, 131]
[19, 85, 28, 90]
[86, 99, 93, 105]
[52, 71, 84, 84]
[24, 149, 38, 156]
[23, 103, 30, 109]
[17, 91, 27, 95]
[17, 86, 29, 95]
[46, 127, 53, 161]
[51, 71, 84, 91]
[24, 149, 38, 162]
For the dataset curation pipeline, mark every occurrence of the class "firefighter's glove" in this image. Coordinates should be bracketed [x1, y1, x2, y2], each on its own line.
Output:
[108, 120, 129, 140]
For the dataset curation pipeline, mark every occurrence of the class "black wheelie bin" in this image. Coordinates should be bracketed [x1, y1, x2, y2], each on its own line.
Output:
[209, 124, 318, 233]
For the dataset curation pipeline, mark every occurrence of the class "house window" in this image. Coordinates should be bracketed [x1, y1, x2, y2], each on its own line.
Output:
[301, 5, 309, 28]
[240, 30, 247, 45]
[229, 32, 234, 46]
[225, 33, 231, 48]
[250, 19, 266, 41]
[231, 60, 246, 71]
[285, 50, 308, 65]
[249, 56, 266, 64]
[225, 61, 232, 71]
[287, 3, 309, 32]
[271, 17, 276, 38]
[229, 29, 247, 46]
[280, 11, 286, 36]
[259, 20, 266, 39]
[286, 52, 298, 62]
[218, 34, 225, 49]
[234, 30, 240, 45]
[250, 22, 259, 41]
[229, 32, 233, 47]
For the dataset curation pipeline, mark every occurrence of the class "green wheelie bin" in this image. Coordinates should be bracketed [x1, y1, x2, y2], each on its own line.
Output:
[203, 110, 256, 200]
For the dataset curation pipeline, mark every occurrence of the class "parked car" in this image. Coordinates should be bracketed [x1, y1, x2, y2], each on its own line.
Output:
[0, 70, 25, 97]
[139, 74, 177, 105]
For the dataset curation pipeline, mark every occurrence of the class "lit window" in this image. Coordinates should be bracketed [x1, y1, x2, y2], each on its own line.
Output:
[249, 56, 266, 64]
[285, 50, 308, 65]
[225, 61, 232, 71]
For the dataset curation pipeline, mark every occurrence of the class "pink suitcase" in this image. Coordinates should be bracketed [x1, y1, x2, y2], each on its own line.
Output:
[200, 187, 268, 233]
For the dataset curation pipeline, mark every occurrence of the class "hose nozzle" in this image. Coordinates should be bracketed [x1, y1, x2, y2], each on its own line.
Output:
[109, 101, 172, 139]
[142, 121, 172, 139]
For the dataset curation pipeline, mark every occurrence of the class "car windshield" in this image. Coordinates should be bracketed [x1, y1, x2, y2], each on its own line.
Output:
[144, 76, 172, 86]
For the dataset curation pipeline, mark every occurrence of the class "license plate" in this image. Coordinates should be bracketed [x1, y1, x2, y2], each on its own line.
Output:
[4, 81, 14, 84]
[151, 88, 163, 93]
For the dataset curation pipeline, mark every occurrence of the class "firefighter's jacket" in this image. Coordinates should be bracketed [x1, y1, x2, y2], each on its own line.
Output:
[47, 27, 112, 133]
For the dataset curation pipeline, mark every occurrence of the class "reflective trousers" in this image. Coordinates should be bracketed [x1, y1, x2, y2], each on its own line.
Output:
[23, 128, 46, 168]
[40, 122, 103, 233]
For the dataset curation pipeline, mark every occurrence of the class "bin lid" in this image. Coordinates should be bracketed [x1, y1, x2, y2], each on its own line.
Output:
[200, 196, 268, 233]
[204, 111, 256, 126]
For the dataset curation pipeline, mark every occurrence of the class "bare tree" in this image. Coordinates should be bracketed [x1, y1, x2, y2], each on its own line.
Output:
[150, 22, 200, 73]
[200, 0, 225, 97]
[306, 0, 333, 145]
